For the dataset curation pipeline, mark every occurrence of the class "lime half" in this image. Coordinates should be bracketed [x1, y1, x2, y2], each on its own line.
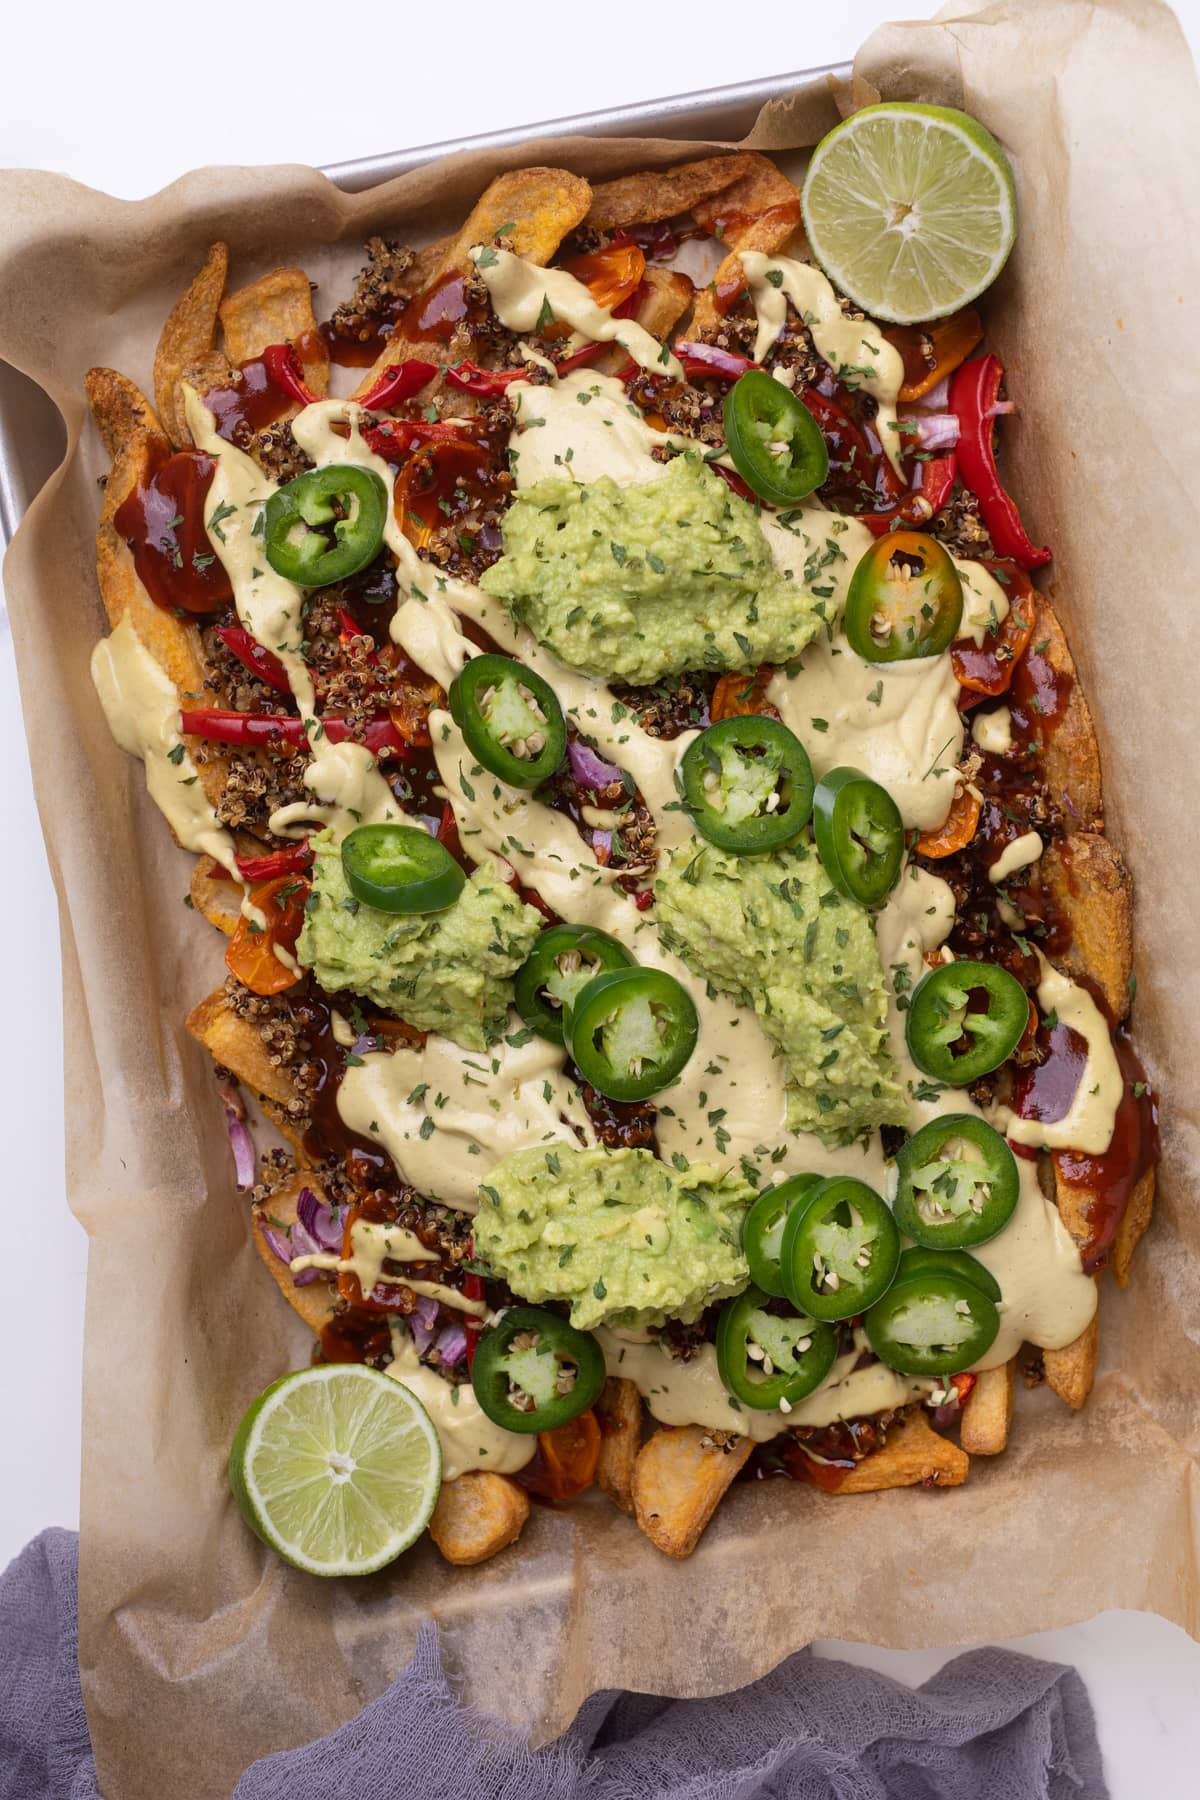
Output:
[801, 103, 1017, 324]
[228, 1364, 441, 1576]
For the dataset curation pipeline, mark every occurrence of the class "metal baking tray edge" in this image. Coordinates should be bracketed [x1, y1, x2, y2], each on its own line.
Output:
[0, 63, 847, 551]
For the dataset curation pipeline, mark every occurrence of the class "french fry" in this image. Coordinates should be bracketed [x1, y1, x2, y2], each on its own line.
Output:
[595, 1378, 641, 1516]
[428, 1471, 530, 1565]
[190, 855, 243, 937]
[960, 1360, 1016, 1455]
[1043, 1310, 1099, 1409]
[791, 1408, 970, 1493]
[689, 154, 803, 341]
[218, 268, 328, 395]
[153, 243, 230, 448]
[1039, 832, 1132, 1022]
[1111, 1166, 1155, 1288]
[249, 1177, 339, 1336]
[185, 987, 301, 1109]
[596, 267, 694, 377]
[84, 367, 162, 457]
[1031, 596, 1103, 831]
[632, 1425, 752, 1558]
[585, 153, 754, 231]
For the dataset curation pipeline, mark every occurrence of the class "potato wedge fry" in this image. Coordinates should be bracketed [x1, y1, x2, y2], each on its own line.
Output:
[1031, 596, 1103, 830]
[1043, 1309, 1099, 1409]
[154, 244, 229, 449]
[596, 267, 694, 376]
[1039, 831, 1132, 1022]
[190, 855, 243, 937]
[84, 367, 162, 457]
[186, 987, 301, 1110]
[595, 1378, 642, 1516]
[791, 1408, 969, 1493]
[428, 1471, 530, 1565]
[249, 1176, 339, 1336]
[689, 155, 803, 341]
[960, 1360, 1016, 1455]
[632, 1425, 752, 1559]
[217, 268, 327, 385]
[1111, 1165, 1155, 1288]
[585, 154, 755, 231]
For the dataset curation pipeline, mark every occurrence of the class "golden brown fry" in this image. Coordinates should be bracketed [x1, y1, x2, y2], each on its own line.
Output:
[688, 157, 803, 341]
[249, 1176, 340, 1337]
[1033, 595, 1103, 830]
[1043, 1311, 1099, 1409]
[84, 367, 162, 457]
[960, 1361, 1016, 1456]
[186, 987, 301, 1109]
[632, 1426, 752, 1559]
[190, 856, 243, 937]
[585, 154, 755, 231]
[1039, 832, 1132, 1022]
[595, 1378, 642, 1516]
[595, 267, 694, 376]
[1111, 1166, 1156, 1288]
[795, 1409, 970, 1493]
[217, 268, 329, 402]
[428, 1472, 530, 1565]
[154, 243, 229, 448]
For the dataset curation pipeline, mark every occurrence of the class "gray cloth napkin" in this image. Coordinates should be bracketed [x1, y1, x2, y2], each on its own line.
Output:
[1, 1528, 1108, 1800]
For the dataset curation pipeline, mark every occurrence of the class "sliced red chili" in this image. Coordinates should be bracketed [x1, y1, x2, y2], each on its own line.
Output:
[949, 354, 1051, 570]
[213, 624, 291, 694]
[356, 359, 438, 411]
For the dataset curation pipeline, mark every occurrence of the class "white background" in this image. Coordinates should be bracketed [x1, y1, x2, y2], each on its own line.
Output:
[1, 3, 1197, 1792]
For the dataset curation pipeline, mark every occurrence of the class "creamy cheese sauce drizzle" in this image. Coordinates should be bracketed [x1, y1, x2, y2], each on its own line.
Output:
[989, 830, 1044, 884]
[289, 1219, 439, 1287]
[740, 251, 907, 479]
[471, 248, 682, 379]
[1007, 955, 1123, 1156]
[972, 705, 1014, 754]
[386, 1329, 535, 1480]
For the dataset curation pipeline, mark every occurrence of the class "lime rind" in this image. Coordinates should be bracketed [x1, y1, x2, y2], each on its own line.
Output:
[229, 1364, 442, 1577]
[801, 103, 1017, 325]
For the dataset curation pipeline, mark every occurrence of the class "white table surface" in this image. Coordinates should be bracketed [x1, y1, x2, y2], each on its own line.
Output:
[2, 4, 1197, 1792]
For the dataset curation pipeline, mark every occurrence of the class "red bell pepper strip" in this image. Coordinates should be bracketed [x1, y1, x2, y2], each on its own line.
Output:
[235, 842, 314, 881]
[674, 340, 757, 384]
[262, 343, 319, 409]
[948, 354, 1051, 569]
[553, 340, 609, 375]
[463, 1257, 486, 1373]
[363, 418, 470, 462]
[180, 707, 408, 758]
[862, 451, 957, 536]
[357, 359, 437, 411]
[213, 624, 291, 694]
[444, 360, 526, 397]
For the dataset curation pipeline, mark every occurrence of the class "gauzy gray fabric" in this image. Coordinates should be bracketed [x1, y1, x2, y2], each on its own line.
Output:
[1, 1528, 1109, 1800]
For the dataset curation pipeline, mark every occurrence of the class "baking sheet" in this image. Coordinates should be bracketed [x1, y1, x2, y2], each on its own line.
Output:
[0, 4, 1197, 1797]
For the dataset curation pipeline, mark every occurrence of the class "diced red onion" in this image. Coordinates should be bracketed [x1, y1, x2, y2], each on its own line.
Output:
[933, 1402, 961, 1428]
[568, 738, 621, 790]
[417, 813, 442, 837]
[985, 400, 1016, 419]
[223, 1103, 256, 1191]
[905, 411, 961, 451]
[920, 375, 952, 411]
[351, 1032, 381, 1059]
[409, 1293, 440, 1354]
[592, 829, 613, 859]
[259, 1224, 293, 1267]
[297, 1185, 344, 1254]
[434, 1319, 469, 1369]
[258, 1215, 326, 1287]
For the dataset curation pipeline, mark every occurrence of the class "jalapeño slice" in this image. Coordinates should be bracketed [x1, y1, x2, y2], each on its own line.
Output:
[680, 716, 814, 855]
[780, 1176, 901, 1323]
[741, 1173, 823, 1298]
[894, 1246, 1002, 1305]
[448, 654, 566, 789]
[812, 766, 904, 905]
[715, 1286, 838, 1411]
[905, 960, 1029, 1086]
[341, 823, 465, 914]
[566, 966, 699, 1102]
[514, 925, 634, 1045]
[471, 1306, 605, 1434]
[844, 530, 964, 662]
[263, 464, 388, 587]
[894, 1113, 1019, 1248]
[723, 370, 829, 506]
[864, 1267, 1000, 1377]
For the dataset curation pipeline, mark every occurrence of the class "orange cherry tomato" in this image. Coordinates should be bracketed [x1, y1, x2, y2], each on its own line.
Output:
[517, 1409, 602, 1501]
[885, 308, 984, 402]
[224, 874, 308, 996]
[564, 243, 646, 313]
[388, 674, 446, 748]
[915, 782, 982, 859]
[710, 664, 777, 722]
[392, 438, 497, 550]
[951, 583, 1038, 700]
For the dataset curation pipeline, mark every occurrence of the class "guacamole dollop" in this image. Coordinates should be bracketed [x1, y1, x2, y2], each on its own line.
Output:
[296, 835, 542, 1050]
[479, 454, 825, 685]
[475, 1144, 753, 1330]
[654, 843, 906, 1144]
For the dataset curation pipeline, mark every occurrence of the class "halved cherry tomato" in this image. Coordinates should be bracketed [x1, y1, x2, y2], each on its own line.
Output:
[884, 309, 984, 402]
[564, 243, 646, 313]
[393, 438, 499, 549]
[710, 664, 776, 722]
[951, 566, 1037, 697]
[389, 673, 446, 748]
[915, 781, 982, 858]
[516, 1409, 602, 1501]
[224, 874, 308, 996]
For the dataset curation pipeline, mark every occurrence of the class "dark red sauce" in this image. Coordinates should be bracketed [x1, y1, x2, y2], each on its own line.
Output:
[204, 332, 323, 442]
[114, 440, 233, 615]
[296, 993, 393, 1175]
[1054, 1031, 1160, 1272]
[399, 271, 475, 345]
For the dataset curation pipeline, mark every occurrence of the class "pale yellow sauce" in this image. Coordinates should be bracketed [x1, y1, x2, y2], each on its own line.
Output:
[972, 706, 1014, 754]
[472, 248, 682, 378]
[1007, 956, 1123, 1156]
[385, 1331, 535, 1480]
[989, 830, 1044, 884]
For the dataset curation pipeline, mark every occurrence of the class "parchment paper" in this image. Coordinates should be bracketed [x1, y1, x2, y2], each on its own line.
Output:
[0, 4, 1197, 1795]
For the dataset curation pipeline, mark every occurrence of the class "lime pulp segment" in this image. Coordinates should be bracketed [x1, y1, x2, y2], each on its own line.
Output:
[800, 103, 1017, 325]
[228, 1363, 442, 1576]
